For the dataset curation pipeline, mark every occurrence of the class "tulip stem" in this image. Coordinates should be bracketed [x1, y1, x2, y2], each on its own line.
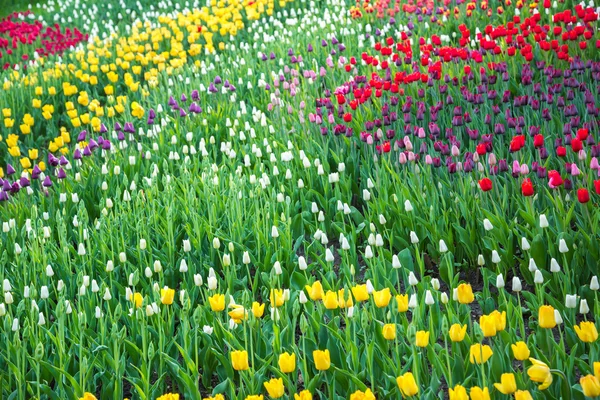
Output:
[444, 335, 453, 387]
[517, 294, 525, 339]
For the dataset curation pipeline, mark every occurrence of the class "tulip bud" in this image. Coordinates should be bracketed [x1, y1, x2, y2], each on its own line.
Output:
[528, 258, 538, 272]
[477, 254, 485, 266]
[299, 291, 308, 304]
[106, 260, 114, 272]
[392, 255, 401, 269]
[208, 276, 218, 290]
[379, 214, 387, 224]
[325, 249, 335, 262]
[559, 239, 569, 253]
[491, 250, 501, 264]
[431, 278, 440, 291]
[554, 309, 563, 325]
[591, 276, 599, 291]
[580, 299, 589, 314]
[0, 304, 5, 316]
[366, 280, 374, 294]
[405, 200, 413, 212]
[153, 260, 162, 273]
[12, 318, 19, 332]
[119, 252, 127, 263]
[103, 288, 112, 301]
[203, 325, 214, 335]
[38, 312, 46, 326]
[441, 292, 449, 304]
[179, 259, 188, 273]
[425, 290, 435, 305]
[408, 272, 419, 286]
[347, 306, 355, 318]
[212, 237, 221, 249]
[496, 274, 505, 289]
[565, 294, 577, 308]
[273, 261, 282, 275]
[222, 254, 231, 267]
[483, 219, 493, 231]
[194, 274, 203, 286]
[512, 277, 522, 292]
[365, 245, 373, 259]
[534, 270, 544, 284]
[539, 214, 549, 228]
[408, 293, 418, 309]
[410, 231, 419, 244]
[550, 258, 561, 273]
[521, 237, 530, 251]
[243, 251, 251, 264]
[139, 239, 147, 250]
[57, 280, 65, 291]
[298, 256, 307, 270]
[183, 239, 191, 252]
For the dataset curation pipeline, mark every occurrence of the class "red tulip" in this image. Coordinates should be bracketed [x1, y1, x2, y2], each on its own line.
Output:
[578, 188, 590, 203]
[571, 138, 583, 152]
[522, 178, 534, 196]
[548, 170, 564, 188]
[479, 178, 493, 192]
[577, 129, 589, 141]
[557, 146, 567, 157]
[533, 134, 544, 148]
[595, 180, 600, 195]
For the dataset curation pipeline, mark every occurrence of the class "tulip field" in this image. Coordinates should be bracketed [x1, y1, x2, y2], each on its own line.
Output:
[1, 0, 600, 397]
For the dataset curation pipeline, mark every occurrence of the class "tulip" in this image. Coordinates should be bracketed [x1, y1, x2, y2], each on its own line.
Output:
[252, 302, 265, 318]
[469, 344, 493, 364]
[396, 372, 419, 397]
[449, 385, 469, 400]
[574, 321, 599, 342]
[79, 393, 97, 400]
[294, 391, 312, 400]
[479, 177, 492, 191]
[449, 324, 467, 342]
[313, 349, 331, 370]
[349, 389, 376, 400]
[160, 287, 175, 305]
[228, 306, 247, 322]
[231, 350, 249, 371]
[208, 294, 225, 312]
[479, 315, 497, 337]
[373, 288, 392, 308]
[323, 291, 339, 309]
[132, 293, 143, 308]
[527, 358, 552, 390]
[264, 378, 285, 398]
[278, 352, 296, 373]
[270, 289, 285, 307]
[396, 294, 409, 312]
[511, 342, 530, 360]
[469, 386, 490, 400]
[351, 284, 369, 302]
[581, 375, 600, 397]
[382, 324, 396, 340]
[305, 281, 324, 300]
[457, 283, 474, 304]
[538, 305, 556, 329]
[415, 330, 429, 347]
[494, 373, 517, 394]
[514, 390, 533, 400]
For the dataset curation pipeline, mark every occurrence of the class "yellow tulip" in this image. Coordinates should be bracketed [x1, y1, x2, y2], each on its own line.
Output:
[313, 349, 331, 371]
[595, 362, 600, 380]
[209, 294, 225, 312]
[305, 281, 324, 300]
[382, 324, 396, 340]
[132, 293, 143, 308]
[20, 157, 32, 169]
[1, 108, 10, 117]
[79, 393, 97, 400]
[373, 288, 392, 308]
[323, 291, 339, 310]
[415, 331, 429, 347]
[263, 378, 285, 398]
[28, 149, 39, 160]
[270, 289, 285, 307]
[514, 390, 533, 400]
[469, 386, 490, 400]
[581, 375, 600, 397]
[203, 395, 225, 400]
[449, 385, 469, 400]
[396, 294, 409, 312]
[511, 341, 530, 361]
[527, 358, 552, 390]
[338, 289, 353, 308]
[469, 344, 493, 364]
[489, 310, 506, 332]
[231, 350, 249, 371]
[351, 284, 369, 302]
[160, 287, 175, 305]
[538, 305, 556, 329]
[457, 283, 474, 304]
[8, 146, 21, 157]
[252, 302, 265, 318]
[479, 314, 497, 337]
[228, 306, 247, 322]
[293, 390, 312, 400]
[574, 321, 599, 343]
[396, 372, 418, 397]
[245, 396, 264, 400]
[493, 373, 517, 394]
[278, 352, 296, 373]
[349, 388, 376, 400]
[449, 324, 467, 342]
[157, 394, 179, 400]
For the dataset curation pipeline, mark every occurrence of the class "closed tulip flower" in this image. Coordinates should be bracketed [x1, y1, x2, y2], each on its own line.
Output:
[313, 349, 331, 370]
[270, 289, 285, 307]
[575, 321, 598, 342]
[264, 378, 285, 398]
[132, 293, 143, 308]
[382, 324, 396, 340]
[490, 310, 506, 331]
[511, 342, 530, 360]
[494, 373, 517, 394]
[527, 358, 552, 390]
[160, 287, 175, 305]
[595, 362, 600, 379]
[228, 306, 247, 322]
[79, 393, 97, 400]
[396, 294, 409, 312]
[469, 344, 493, 364]
[305, 281, 324, 300]
[231, 350, 249, 371]
[351, 284, 369, 302]
[469, 386, 490, 400]
[323, 291, 339, 309]
[581, 375, 600, 397]
[415, 330, 430, 347]
[514, 390, 533, 400]
[479, 315, 497, 337]
[252, 302, 265, 318]
[396, 372, 419, 397]
[457, 283, 474, 304]
[209, 294, 226, 312]
[373, 288, 392, 308]
[538, 305, 556, 328]
[449, 385, 469, 400]
[349, 388, 376, 400]
[278, 352, 296, 373]
[449, 324, 467, 342]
